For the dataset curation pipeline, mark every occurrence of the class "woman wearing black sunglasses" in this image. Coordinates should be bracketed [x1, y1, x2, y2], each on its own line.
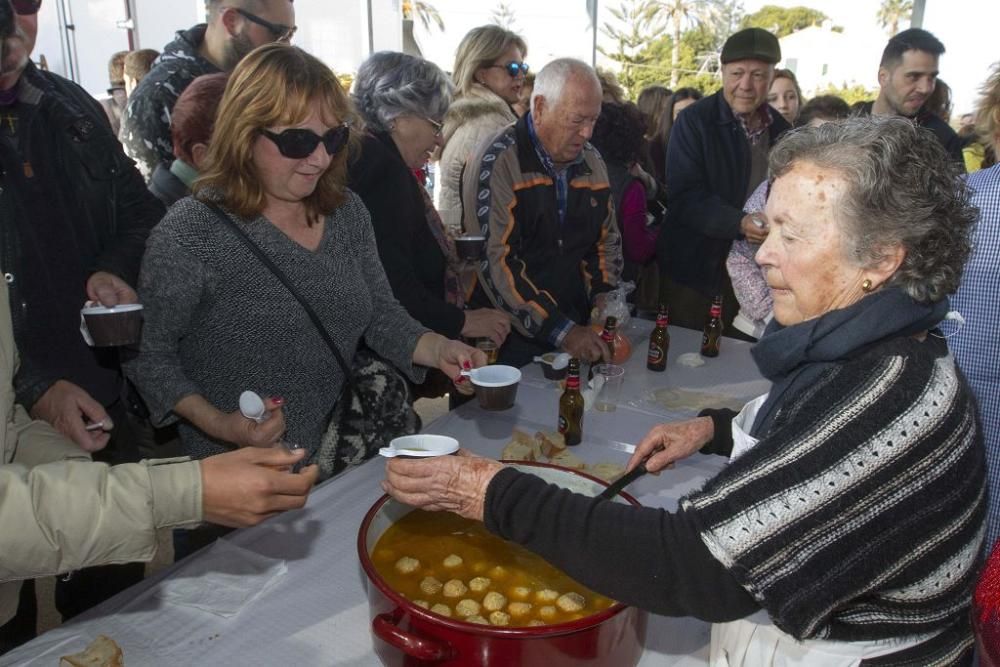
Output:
[437, 25, 528, 236]
[349, 51, 510, 399]
[128, 44, 484, 468]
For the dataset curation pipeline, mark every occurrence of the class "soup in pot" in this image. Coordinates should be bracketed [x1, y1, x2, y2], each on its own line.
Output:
[373, 510, 616, 627]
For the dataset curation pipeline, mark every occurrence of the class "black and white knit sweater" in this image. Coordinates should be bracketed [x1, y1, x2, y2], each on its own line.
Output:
[485, 334, 984, 665]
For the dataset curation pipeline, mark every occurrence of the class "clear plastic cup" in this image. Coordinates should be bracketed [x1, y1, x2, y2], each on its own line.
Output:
[593, 364, 625, 412]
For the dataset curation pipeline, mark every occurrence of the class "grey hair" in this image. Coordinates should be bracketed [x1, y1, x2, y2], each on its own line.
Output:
[352, 51, 454, 132]
[768, 116, 976, 304]
[530, 58, 600, 115]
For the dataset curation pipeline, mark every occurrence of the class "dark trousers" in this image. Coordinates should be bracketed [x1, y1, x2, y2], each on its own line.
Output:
[658, 273, 754, 342]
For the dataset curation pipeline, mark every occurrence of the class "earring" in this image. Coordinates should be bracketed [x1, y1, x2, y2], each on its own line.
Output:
[862, 278, 873, 293]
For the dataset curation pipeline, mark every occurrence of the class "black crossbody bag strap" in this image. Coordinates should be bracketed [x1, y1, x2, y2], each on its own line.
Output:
[203, 201, 357, 400]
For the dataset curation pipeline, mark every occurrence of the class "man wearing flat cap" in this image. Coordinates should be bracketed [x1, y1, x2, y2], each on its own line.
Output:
[657, 27, 790, 333]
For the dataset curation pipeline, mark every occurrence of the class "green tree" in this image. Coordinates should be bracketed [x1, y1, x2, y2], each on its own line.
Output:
[599, 0, 660, 96]
[820, 83, 878, 106]
[402, 0, 444, 32]
[651, 0, 726, 88]
[740, 5, 828, 38]
[876, 0, 912, 36]
[491, 2, 517, 30]
[632, 24, 723, 97]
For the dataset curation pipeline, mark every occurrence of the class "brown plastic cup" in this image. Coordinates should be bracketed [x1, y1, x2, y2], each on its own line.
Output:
[81, 304, 144, 347]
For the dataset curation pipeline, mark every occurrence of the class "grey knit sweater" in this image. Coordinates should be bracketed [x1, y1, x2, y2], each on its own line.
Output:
[126, 191, 429, 459]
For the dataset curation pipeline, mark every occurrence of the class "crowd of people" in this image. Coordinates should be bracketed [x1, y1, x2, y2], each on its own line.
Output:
[1, 0, 998, 663]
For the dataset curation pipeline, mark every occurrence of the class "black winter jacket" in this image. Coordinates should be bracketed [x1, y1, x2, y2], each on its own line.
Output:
[0, 63, 165, 409]
[658, 92, 790, 296]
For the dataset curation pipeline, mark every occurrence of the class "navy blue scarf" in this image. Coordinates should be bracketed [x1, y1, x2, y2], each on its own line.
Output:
[750, 288, 949, 437]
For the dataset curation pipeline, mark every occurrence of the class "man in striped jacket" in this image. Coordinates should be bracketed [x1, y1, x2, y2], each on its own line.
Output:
[461, 58, 623, 368]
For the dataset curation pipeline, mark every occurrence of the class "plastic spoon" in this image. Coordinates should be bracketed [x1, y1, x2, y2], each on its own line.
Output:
[532, 352, 570, 370]
[239, 390, 267, 423]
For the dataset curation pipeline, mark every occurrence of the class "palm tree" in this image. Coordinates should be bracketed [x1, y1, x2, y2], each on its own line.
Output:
[877, 0, 913, 36]
[652, 0, 722, 87]
[402, 0, 445, 33]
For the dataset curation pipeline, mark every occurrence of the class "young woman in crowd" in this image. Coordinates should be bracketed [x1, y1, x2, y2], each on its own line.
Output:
[129, 44, 481, 463]
[435, 25, 527, 234]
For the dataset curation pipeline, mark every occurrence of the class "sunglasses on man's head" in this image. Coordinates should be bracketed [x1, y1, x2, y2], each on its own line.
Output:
[11, 0, 42, 15]
[261, 125, 350, 159]
[488, 61, 529, 78]
[233, 7, 296, 42]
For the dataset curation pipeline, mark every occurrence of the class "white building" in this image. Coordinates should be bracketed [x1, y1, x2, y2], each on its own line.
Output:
[35, 0, 404, 102]
[777, 22, 881, 97]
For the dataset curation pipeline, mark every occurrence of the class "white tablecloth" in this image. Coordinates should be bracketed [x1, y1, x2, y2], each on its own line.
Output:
[1, 321, 768, 667]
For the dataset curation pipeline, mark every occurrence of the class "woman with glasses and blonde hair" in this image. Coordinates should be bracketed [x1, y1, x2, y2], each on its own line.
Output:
[349, 52, 510, 399]
[435, 25, 528, 234]
[128, 44, 482, 468]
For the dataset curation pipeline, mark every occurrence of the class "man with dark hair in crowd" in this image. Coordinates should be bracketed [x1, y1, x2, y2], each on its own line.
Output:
[0, 0, 164, 645]
[856, 28, 963, 164]
[658, 27, 791, 333]
[796, 94, 850, 127]
[120, 0, 295, 179]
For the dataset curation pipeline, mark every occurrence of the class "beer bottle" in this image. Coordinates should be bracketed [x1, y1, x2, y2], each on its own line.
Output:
[600, 315, 617, 363]
[558, 358, 584, 446]
[701, 296, 723, 358]
[647, 305, 670, 372]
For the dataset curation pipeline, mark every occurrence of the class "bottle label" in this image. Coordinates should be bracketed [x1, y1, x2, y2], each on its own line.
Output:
[558, 415, 568, 433]
[709, 305, 722, 318]
[601, 331, 614, 343]
[647, 344, 663, 364]
[566, 377, 580, 390]
[655, 315, 668, 327]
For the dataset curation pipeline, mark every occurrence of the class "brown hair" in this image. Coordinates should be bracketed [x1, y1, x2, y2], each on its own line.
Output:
[771, 69, 802, 104]
[108, 51, 128, 87]
[123, 49, 159, 84]
[171, 73, 229, 164]
[195, 43, 359, 224]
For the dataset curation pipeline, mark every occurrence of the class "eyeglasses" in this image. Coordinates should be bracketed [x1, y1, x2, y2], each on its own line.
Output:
[424, 116, 443, 137]
[11, 0, 42, 15]
[261, 125, 350, 159]
[487, 61, 529, 78]
[232, 7, 296, 43]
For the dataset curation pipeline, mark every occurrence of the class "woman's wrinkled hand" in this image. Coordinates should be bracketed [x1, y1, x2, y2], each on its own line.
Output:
[218, 397, 287, 448]
[382, 449, 505, 521]
[627, 416, 715, 474]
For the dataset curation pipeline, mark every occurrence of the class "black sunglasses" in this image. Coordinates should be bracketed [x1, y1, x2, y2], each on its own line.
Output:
[11, 0, 42, 15]
[488, 61, 529, 78]
[233, 7, 296, 42]
[261, 125, 350, 159]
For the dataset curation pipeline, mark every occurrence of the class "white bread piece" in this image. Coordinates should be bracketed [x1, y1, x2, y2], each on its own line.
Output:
[549, 449, 586, 470]
[535, 431, 566, 458]
[501, 430, 541, 461]
[60, 635, 124, 667]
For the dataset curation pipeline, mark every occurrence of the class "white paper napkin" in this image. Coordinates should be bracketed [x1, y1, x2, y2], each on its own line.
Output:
[156, 540, 287, 618]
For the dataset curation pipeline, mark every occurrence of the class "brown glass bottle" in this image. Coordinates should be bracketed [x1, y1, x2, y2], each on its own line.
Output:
[701, 296, 723, 358]
[600, 315, 617, 362]
[558, 358, 584, 446]
[647, 305, 670, 372]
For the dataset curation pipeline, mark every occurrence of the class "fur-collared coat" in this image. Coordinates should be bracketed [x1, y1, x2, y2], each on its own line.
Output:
[435, 86, 517, 234]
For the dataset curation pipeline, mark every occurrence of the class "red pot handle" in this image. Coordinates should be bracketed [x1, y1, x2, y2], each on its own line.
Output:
[373, 611, 453, 662]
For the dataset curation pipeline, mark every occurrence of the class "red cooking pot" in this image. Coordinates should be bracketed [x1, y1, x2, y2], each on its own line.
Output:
[358, 462, 647, 666]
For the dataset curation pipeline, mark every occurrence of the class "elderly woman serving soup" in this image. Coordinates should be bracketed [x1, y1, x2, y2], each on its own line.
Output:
[128, 44, 482, 475]
[383, 117, 985, 664]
